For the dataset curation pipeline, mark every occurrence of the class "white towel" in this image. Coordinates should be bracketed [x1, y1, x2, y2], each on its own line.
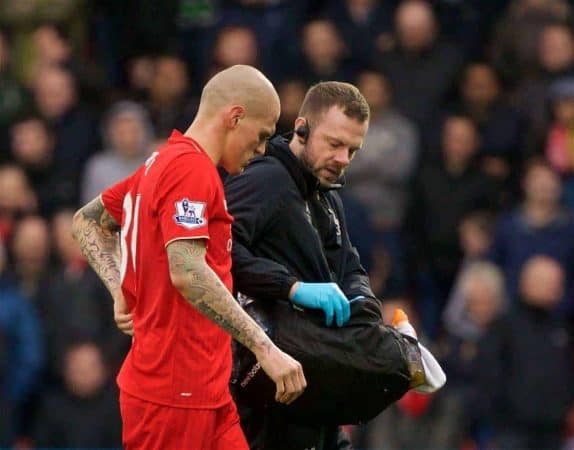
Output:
[394, 321, 447, 393]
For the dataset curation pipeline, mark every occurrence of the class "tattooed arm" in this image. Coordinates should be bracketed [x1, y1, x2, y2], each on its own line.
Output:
[72, 196, 133, 335]
[167, 239, 307, 404]
[72, 196, 121, 297]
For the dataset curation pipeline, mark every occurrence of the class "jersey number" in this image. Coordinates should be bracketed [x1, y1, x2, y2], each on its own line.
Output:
[120, 192, 141, 282]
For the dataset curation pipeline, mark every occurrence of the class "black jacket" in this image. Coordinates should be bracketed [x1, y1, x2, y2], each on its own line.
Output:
[225, 136, 375, 303]
[408, 160, 498, 280]
[477, 301, 574, 430]
[33, 383, 121, 448]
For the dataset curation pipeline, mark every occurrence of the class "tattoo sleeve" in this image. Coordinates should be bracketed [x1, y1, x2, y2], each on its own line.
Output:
[167, 239, 271, 354]
[72, 196, 122, 299]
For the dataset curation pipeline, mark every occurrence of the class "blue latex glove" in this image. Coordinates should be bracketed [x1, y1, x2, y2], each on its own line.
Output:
[290, 282, 351, 327]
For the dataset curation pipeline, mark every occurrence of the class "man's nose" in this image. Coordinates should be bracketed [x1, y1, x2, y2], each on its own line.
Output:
[334, 148, 350, 166]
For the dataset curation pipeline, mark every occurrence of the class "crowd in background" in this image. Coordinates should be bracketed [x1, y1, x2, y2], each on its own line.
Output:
[1, 0, 574, 449]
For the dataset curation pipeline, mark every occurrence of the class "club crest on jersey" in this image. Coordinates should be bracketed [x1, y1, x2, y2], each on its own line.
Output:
[173, 199, 206, 229]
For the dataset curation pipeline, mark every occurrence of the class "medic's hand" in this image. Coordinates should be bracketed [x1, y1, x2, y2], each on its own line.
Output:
[289, 282, 351, 327]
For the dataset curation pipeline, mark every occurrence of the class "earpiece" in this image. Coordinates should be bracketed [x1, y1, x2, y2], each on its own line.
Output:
[295, 120, 310, 143]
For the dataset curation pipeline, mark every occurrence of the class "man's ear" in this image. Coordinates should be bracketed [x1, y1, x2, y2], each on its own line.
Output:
[226, 105, 246, 129]
[294, 116, 309, 144]
[294, 116, 307, 131]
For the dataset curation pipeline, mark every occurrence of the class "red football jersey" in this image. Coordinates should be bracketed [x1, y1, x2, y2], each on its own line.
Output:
[102, 130, 234, 408]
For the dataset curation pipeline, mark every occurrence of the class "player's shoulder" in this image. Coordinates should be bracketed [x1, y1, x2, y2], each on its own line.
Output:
[155, 142, 217, 179]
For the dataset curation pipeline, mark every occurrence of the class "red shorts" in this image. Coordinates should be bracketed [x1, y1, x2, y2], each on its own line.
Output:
[119, 390, 249, 450]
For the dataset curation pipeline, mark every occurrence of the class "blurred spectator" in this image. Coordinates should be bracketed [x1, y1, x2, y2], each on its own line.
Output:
[276, 78, 306, 134]
[219, 1, 306, 84]
[126, 55, 156, 102]
[0, 29, 29, 153]
[90, 0, 179, 90]
[9, 216, 50, 303]
[10, 115, 53, 172]
[431, 0, 507, 58]
[439, 261, 506, 448]
[9, 115, 70, 216]
[298, 19, 356, 85]
[458, 210, 495, 262]
[30, 23, 91, 82]
[0, 164, 37, 242]
[0, 0, 86, 84]
[443, 261, 505, 344]
[409, 115, 498, 337]
[545, 77, 574, 209]
[40, 209, 129, 378]
[145, 55, 197, 138]
[444, 211, 497, 338]
[33, 341, 121, 448]
[31, 24, 72, 69]
[32, 65, 99, 204]
[516, 23, 574, 156]
[478, 256, 574, 450]
[323, 0, 394, 68]
[82, 101, 153, 204]
[0, 241, 43, 447]
[346, 70, 418, 231]
[488, 159, 574, 316]
[538, 22, 574, 77]
[375, 0, 464, 127]
[30, 24, 105, 104]
[489, 0, 573, 84]
[209, 25, 259, 77]
[344, 70, 418, 294]
[454, 62, 525, 192]
[437, 211, 500, 442]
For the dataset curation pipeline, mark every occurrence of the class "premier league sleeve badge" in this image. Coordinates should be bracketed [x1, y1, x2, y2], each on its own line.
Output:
[173, 198, 207, 229]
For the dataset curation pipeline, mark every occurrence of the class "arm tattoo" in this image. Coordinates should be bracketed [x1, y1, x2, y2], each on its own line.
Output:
[72, 197, 122, 299]
[167, 240, 270, 354]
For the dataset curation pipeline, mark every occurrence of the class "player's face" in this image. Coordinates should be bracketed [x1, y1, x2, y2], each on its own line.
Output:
[301, 106, 368, 187]
[225, 112, 277, 175]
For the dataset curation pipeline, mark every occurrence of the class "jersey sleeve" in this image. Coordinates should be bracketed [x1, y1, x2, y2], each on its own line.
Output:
[101, 174, 134, 224]
[155, 154, 217, 247]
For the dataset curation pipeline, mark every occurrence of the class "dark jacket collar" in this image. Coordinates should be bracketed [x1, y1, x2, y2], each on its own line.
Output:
[516, 297, 554, 320]
[266, 135, 344, 199]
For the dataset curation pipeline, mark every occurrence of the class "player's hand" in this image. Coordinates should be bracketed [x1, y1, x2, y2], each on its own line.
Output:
[289, 282, 351, 327]
[255, 343, 307, 405]
[114, 295, 133, 336]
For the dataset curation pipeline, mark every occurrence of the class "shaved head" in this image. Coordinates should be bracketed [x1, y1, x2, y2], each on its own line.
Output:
[198, 65, 280, 119]
[185, 65, 280, 175]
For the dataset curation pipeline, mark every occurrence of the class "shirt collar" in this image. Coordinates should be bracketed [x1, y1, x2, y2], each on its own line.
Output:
[167, 130, 206, 155]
